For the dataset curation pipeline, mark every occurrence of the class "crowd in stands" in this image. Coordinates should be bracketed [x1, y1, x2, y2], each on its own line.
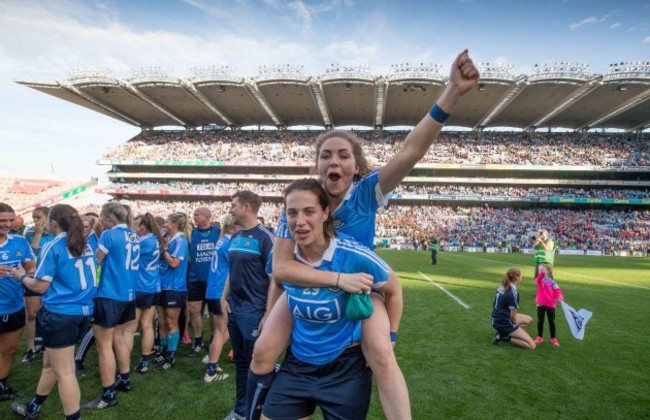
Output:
[0, 173, 93, 213]
[103, 130, 650, 167]
[75, 200, 650, 253]
[103, 181, 650, 200]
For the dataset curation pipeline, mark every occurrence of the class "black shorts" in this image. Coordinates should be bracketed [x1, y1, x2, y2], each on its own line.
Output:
[0, 307, 26, 334]
[492, 320, 519, 337]
[206, 299, 223, 316]
[160, 290, 187, 309]
[187, 282, 207, 302]
[23, 285, 42, 297]
[93, 298, 136, 328]
[135, 291, 160, 309]
[263, 346, 372, 420]
[37, 308, 90, 349]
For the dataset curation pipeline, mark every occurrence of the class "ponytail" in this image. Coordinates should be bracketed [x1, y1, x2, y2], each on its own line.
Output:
[50, 204, 85, 257]
[501, 267, 521, 291]
[139, 212, 165, 247]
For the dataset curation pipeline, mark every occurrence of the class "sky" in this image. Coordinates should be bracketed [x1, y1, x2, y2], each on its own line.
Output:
[0, 0, 648, 179]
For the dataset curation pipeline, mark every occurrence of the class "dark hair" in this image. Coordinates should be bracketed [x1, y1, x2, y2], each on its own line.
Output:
[314, 130, 372, 180]
[232, 190, 262, 214]
[137, 212, 165, 245]
[50, 204, 85, 257]
[33, 206, 50, 217]
[283, 178, 337, 239]
[0, 203, 15, 214]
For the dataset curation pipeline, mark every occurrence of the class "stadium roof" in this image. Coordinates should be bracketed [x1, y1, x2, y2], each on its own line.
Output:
[16, 62, 650, 131]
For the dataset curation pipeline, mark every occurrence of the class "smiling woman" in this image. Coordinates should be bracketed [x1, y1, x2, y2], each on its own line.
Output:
[260, 179, 395, 420]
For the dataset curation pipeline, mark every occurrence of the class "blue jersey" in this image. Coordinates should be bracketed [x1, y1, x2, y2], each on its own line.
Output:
[159, 232, 189, 292]
[136, 233, 161, 293]
[35, 233, 96, 316]
[97, 224, 139, 302]
[87, 232, 99, 255]
[0, 234, 36, 315]
[188, 226, 221, 283]
[277, 170, 387, 249]
[285, 237, 389, 365]
[24, 227, 56, 256]
[206, 235, 231, 300]
[227, 224, 274, 316]
[491, 284, 519, 326]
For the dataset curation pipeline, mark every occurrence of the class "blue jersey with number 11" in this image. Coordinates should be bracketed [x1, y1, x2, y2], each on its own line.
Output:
[97, 224, 139, 302]
[36, 233, 96, 316]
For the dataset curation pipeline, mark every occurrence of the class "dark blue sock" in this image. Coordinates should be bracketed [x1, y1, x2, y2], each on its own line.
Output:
[102, 384, 116, 401]
[65, 410, 81, 420]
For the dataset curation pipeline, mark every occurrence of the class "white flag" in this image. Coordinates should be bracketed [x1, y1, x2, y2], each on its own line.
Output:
[561, 301, 593, 340]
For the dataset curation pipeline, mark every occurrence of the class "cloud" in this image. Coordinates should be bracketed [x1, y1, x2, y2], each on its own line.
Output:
[569, 16, 598, 31]
[609, 22, 621, 29]
[644, 36, 650, 44]
[287, 1, 312, 28]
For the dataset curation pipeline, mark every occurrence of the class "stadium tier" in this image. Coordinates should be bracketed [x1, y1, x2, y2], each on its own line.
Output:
[84, 129, 650, 255]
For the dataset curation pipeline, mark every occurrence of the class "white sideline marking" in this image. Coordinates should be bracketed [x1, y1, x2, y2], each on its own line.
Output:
[443, 253, 650, 290]
[418, 271, 470, 309]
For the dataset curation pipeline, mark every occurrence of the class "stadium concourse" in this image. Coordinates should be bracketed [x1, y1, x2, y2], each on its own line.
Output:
[11, 60, 650, 256]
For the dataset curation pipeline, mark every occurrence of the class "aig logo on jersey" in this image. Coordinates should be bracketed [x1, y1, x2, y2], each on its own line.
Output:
[125, 232, 138, 242]
[288, 295, 342, 323]
[197, 242, 215, 251]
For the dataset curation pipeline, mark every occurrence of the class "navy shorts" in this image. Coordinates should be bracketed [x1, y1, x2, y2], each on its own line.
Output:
[263, 346, 372, 420]
[136, 291, 160, 309]
[206, 299, 223, 315]
[37, 308, 90, 349]
[160, 290, 187, 309]
[493, 320, 519, 337]
[0, 307, 26, 334]
[187, 282, 207, 302]
[23, 284, 42, 297]
[93, 298, 136, 328]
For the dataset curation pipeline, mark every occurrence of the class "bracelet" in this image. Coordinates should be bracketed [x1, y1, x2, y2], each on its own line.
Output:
[335, 272, 341, 289]
[19, 274, 28, 283]
[428, 103, 450, 124]
[162, 248, 169, 255]
[390, 331, 398, 342]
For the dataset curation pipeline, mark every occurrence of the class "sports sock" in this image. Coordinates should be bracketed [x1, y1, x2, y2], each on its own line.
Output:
[246, 369, 275, 420]
[168, 331, 180, 352]
[65, 410, 81, 420]
[102, 384, 116, 401]
[118, 372, 130, 383]
[27, 394, 48, 414]
[194, 336, 204, 347]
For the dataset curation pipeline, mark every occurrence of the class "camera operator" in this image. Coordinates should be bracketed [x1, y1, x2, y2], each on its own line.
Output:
[533, 229, 555, 277]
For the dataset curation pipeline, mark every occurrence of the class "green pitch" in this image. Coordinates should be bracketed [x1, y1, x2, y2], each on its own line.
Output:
[7, 251, 650, 419]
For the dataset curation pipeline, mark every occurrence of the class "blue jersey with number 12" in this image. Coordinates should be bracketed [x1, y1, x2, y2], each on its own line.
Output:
[97, 224, 139, 301]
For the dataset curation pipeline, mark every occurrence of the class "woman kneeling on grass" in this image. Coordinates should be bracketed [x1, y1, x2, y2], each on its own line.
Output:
[260, 179, 398, 419]
[491, 267, 536, 350]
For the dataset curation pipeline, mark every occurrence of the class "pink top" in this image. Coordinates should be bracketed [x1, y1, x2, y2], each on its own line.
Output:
[535, 272, 564, 308]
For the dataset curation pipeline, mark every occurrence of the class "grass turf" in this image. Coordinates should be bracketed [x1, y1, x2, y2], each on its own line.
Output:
[5, 251, 650, 419]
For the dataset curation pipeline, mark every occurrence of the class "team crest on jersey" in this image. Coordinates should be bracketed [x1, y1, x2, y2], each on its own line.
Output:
[332, 218, 344, 230]
[16, 250, 23, 257]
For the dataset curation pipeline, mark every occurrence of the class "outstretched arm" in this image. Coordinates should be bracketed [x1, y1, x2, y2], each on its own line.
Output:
[378, 49, 479, 194]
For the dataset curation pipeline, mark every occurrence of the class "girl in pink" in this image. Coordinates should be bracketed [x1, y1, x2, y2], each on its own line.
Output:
[534, 263, 564, 346]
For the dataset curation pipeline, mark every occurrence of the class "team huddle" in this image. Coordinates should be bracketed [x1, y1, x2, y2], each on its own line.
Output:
[0, 50, 479, 420]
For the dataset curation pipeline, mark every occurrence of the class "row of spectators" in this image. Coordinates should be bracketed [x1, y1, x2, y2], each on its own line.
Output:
[102, 130, 650, 167]
[76, 200, 650, 252]
[102, 181, 650, 200]
[0, 174, 91, 212]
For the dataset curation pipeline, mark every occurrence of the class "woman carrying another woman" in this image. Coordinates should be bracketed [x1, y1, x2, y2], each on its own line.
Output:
[248, 50, 479, 419]
[261, 179, 397, 419]
[10, 204, 96, 420]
